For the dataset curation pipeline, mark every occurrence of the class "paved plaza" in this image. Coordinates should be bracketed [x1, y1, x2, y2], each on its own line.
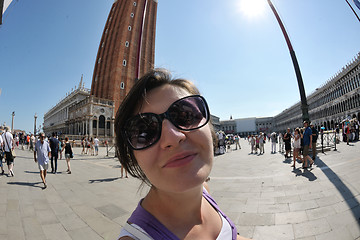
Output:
[0, 139, 359, 240]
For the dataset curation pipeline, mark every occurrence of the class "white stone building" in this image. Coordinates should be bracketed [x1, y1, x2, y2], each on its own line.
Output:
[43, 77, 115, 141]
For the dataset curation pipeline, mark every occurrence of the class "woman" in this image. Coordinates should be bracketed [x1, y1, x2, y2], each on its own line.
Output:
[291, 128, 302, 168]
[62, 137, 72, 174]
[81, 137, 85, 154]
[116, 69, 248, 239]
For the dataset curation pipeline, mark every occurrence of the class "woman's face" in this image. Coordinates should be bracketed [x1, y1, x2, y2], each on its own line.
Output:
[133, 85, 213, 193]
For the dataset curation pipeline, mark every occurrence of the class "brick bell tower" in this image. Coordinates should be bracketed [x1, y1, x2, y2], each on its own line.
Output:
[91, 0, 158, 111]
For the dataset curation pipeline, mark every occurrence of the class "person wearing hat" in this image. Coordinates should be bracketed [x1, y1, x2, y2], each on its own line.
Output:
[303, 121, 314, 168]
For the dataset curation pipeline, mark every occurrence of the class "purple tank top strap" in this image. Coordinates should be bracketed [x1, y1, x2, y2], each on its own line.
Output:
[128, 192, 238, 240]
[127, 199, 180, 240]
[202, 189, 238, 240]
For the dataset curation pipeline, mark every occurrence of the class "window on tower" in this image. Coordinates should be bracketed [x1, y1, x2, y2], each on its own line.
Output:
[133, 2, 137, 6]
[128, 26, 132, 31]
[123, 60, 127, 66]
[120, 82, 125, 89]
[130, 13, 134, 18]
[125, 41, 129, 47]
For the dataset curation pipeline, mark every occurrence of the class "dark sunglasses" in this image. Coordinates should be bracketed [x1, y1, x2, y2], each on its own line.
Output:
[123, 95, 210, 150]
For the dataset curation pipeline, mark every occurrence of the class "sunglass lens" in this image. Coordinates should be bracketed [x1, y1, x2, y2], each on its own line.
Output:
[169, 96, 208, 130]
[126, 114, 160, 149]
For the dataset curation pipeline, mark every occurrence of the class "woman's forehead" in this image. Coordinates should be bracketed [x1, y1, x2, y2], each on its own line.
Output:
[137, 85, 190, 113]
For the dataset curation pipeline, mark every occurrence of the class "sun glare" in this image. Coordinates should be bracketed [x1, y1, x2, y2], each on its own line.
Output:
[237, 0, 266, 18]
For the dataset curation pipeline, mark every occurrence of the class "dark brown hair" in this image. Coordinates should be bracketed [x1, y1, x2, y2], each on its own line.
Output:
[115, 69, 214, 186]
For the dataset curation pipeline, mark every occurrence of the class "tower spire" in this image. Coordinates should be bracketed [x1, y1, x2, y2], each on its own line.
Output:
[79, 74, 83, 89]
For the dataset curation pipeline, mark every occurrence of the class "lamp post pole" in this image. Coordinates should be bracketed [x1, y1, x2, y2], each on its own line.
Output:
[345, 0, 360, 23]
[11, 111, 15, 132]
[34, 113, 37, 137]
[267, 0, 310, 122]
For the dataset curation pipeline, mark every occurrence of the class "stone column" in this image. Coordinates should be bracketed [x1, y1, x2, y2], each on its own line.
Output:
[96, 117, 99, 137]
[89, 118, 93, 137]
[110, 119, 114, 137]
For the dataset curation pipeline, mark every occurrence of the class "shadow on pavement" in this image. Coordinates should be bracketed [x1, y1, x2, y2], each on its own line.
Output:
[292, 167, 317, 181]
[24, 171, 39, 174]
[315, 156, 360, 226]
[89, 177, 120, 184]
[7, 181, 43, 189]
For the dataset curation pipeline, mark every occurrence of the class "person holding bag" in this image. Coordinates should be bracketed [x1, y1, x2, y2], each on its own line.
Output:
[2, 126, 15, 177]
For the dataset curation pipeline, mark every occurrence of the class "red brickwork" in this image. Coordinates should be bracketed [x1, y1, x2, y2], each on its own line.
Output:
[91, 0, 157, 111]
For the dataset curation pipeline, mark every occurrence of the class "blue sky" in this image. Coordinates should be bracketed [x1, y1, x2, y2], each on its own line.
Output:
[1, 0, 360, 133]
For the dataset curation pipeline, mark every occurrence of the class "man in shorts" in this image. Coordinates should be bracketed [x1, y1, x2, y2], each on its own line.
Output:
[303, 121, 314, 169]
[34, 133, 51, 189]
[2, 126, 15, 176]
[0, 128, 4, 175]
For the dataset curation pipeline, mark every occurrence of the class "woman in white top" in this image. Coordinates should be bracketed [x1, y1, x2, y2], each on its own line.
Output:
[292, 128, 302, 168]
[115, 69, 249, 240]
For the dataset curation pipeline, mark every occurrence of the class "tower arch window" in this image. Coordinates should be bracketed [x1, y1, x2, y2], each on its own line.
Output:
[98, 58, 101, 64]
[133, 2, 137, 6]
[101, 42, 104, 48]
[120, 82, 125, 89]
[125, 41, 129, 47]
[128, 26, 132, 31]
[105, 29, 108, 34]
[99, 115, 105, 129]
[123, 60, 127, 66]
[130, 13, 134, 18]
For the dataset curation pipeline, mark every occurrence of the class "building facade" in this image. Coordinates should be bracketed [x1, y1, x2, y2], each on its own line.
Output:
[219, 52, 360, 135]
[274, 52, 360, 132]
[43, 78, 115, 141]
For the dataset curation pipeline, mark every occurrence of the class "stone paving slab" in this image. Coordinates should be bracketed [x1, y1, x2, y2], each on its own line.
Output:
[0, 139, 359, 239]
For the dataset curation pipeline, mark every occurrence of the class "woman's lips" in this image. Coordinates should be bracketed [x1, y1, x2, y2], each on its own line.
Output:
[163, 153, 197, 168]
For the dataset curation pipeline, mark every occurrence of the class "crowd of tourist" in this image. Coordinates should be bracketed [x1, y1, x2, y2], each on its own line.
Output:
[215, 117, 359, 170]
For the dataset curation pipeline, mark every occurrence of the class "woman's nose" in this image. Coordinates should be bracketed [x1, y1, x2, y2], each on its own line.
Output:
[159, 119, 186, 149]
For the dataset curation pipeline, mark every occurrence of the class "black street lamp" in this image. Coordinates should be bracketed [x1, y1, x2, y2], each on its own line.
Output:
[34, 113, 37, 136]
[267, 0, 310, 122]
[11, 111, 15, 132]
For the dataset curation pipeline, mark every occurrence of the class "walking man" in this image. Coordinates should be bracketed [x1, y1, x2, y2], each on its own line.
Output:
[234, 134, 241, 150]
[303, 121, 314, 169]
[0, 128, 5, 175]
[49, 132, 59, 173]
[310, 124, 318, 160]
[94, 136, 99, 156]
[270, 132, 277, 153]
[2, 126, 15, 176]
[34, 133, 51, 189]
